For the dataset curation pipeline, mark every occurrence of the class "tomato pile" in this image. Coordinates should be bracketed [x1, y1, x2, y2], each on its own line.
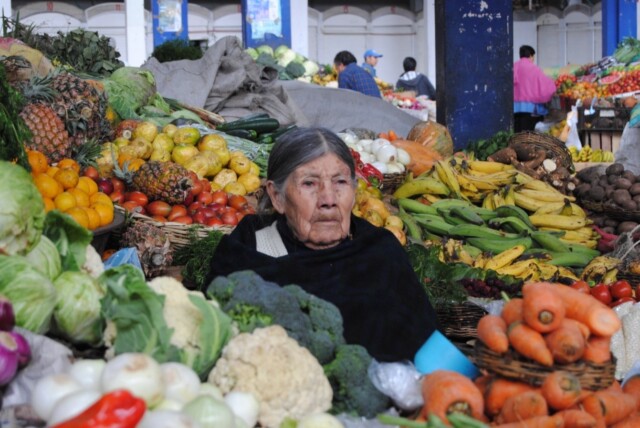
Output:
[607, 69, 640, 95]
[570, 279, 636, 308]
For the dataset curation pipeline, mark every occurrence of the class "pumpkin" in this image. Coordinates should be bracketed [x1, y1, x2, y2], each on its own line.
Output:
[391, 139, 442, 176]
[406, 121, 454, 158]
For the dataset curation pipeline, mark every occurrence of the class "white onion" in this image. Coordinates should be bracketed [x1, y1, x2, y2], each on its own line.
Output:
[68, 359, 105, 390]
[370, 138, 390, 155]
[370, 161, 388, 175]
[358, 139, 374, 153]
[101, 353, 165, 408]
[224, 391, 259, 428]
[385, 162, 405, 174]
[138, 410, 201, 428]
[161, 362, 201, 404]
[359, 152, 375, 164]
[31, 373, 83, 420]
[376, 145, 398, 164]
[198, 383, 224, 400]
[155, 398, 185, 411]
[337, 132, 357, 145]
[396, 148, 411, 166]
[48, 389, 101, 425]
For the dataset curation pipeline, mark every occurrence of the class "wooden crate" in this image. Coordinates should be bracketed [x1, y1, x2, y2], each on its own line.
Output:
[580, 130, 622, 153]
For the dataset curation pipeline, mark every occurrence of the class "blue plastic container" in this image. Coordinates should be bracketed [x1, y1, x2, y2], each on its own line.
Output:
[414, 330, 479, 379]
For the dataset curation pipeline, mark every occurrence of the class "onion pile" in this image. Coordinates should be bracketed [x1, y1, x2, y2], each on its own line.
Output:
[0, 295, 31, 387]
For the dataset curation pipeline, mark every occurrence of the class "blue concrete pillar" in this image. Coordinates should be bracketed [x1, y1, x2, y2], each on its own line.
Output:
[602, 0, 637, 57]
[435, 0, 513, 151]
[152, 0, 189, 48]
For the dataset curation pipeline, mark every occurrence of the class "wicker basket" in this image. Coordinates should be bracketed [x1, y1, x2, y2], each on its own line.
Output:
[435, 301, 488, 341]
[580, 199, 640, 222]
[381, 172, 406, 194]
[474, 341, 616, 391]
[115, 206, 235, 250]
[508, 131, 574, 172]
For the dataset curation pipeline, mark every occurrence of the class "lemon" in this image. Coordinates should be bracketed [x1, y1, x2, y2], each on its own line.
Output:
[198, 134, 228, 152]
[171, 144, 199, 165]
[237, 173, 261, 194]
[213, 168, 237, 189]
[224, 181, 247, 196]
[152, 133, 175, 152]
[229, 156, 251, 175]
[150, 149, 171, 162]
[162, 124, 178, 138]
[172, 127, 201, 145]
[132, 121, 159, 142]
[249, 161, 261, 176]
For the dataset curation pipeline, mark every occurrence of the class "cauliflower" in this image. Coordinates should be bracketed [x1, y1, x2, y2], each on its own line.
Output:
[82, 244, 104, 278]
[208, 325, 333, 428]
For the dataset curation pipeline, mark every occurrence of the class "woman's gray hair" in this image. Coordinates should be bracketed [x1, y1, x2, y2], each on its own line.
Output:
[258, 127, 356, 213]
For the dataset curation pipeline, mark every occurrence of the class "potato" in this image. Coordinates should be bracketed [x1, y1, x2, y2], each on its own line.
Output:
[622, 170, 637, 183]
[608, 174, 621, 185]
[617, 221, 639, 234]
[589, 185, 606, 202]
[613, 189, 632, 206]
[615, 178, 633, 190]
[630, 183, 640, 196]
[606, 163, 625, 176]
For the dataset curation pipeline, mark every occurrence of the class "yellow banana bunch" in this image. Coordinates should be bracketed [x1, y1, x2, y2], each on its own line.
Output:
[568, 146, 579, 162]
[591, 149, 604, 162]
[434, 160, 463, 198]
[529, 213, 589, 230]
[513, 181, 575, 213]
[581, 256, 621, 284]
[465, 160, 515, 175]
[484, 244, 527, 271]
[602, 151, 615, 162]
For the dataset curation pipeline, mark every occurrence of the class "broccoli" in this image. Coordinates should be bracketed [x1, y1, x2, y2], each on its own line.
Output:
[206, 270, 345, 364]
[323, 344, 391, 419]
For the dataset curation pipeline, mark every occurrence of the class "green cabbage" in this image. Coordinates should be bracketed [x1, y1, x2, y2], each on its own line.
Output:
[24, 235, 62, 280]
[102, 67, 157, 120]
[245, 47, 258, 60]
[276, 49, 297, 67]
[274, 44, 290, 58]
[0, 255, 56, 334]
[285, 61, 305, 79]
[303, 60, 319, 77]
[52, 271, 106, 345]
[0, 161, 45, 256]
[255, 44, 274, 57]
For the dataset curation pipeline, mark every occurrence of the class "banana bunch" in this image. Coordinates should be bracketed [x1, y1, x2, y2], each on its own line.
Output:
[581, 255, 621, 284]
[569, 145, 615, 163]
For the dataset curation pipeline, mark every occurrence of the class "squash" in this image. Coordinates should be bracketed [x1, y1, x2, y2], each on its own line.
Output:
[406, 121, 454, 158]
[390, 139, 442, 176]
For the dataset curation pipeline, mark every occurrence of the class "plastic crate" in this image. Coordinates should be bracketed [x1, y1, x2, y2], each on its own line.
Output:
[578, 106, 630, 132]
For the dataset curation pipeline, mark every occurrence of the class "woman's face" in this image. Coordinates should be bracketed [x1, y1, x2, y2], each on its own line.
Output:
[267, 153, 356, 250]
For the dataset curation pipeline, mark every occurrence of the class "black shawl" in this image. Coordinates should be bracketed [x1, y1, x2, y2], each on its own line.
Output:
[206, 213, 438, 362]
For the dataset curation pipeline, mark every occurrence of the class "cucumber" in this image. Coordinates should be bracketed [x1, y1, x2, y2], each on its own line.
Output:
[224, 129, 259, 140]
[216, 117, 280, 134]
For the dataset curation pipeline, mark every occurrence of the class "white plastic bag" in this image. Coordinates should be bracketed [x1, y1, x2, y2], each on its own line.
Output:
[564, 105, 582, 150]
[367, 360, 423, 411]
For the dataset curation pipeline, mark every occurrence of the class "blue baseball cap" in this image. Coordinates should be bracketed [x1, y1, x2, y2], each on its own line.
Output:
[364, 49, 383, 58]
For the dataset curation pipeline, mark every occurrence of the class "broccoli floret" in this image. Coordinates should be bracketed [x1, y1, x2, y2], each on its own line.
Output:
[323, 344, 391, 418]
[206, 271, 343, 364]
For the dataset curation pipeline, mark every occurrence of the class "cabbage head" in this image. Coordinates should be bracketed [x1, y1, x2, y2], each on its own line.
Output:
[276, 49, 297, 67]
[0, 161, 45, 256]
[255, 44, 274, 57]
[24, 235, 62, 280]
[274, 44, 290, 58]
[102, 67, 157, 120]
[53, 271, 106, 345]
[0, 255, 56, 334]
[303, 60, 319, 77]
[245, 47, 258, 60]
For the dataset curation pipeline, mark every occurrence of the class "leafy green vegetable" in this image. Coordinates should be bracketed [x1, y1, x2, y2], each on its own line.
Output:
[52, 271, 105, 345]
[0, 255, 56, 333]
[0, 62, 31, 171]
[464, 131, 513, 161]
[173, 229, 225, 290]
[24, 235, 62, 280]
[99, 265, 180, 362]
[0, 161, 45, 256]
[43, 210, 92, 272]
[151, 38, 203, 63]
[102, 67, 157, 120]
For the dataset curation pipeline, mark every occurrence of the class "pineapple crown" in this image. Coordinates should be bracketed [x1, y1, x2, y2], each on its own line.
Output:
[72, 139, 102, 168]
[110, 145, 134, 185]
[18, 72, 60, 103]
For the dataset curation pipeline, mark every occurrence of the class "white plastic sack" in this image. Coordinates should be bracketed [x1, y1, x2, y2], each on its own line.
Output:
[565, 105, 582, 150]
[367, 360, 423, 411]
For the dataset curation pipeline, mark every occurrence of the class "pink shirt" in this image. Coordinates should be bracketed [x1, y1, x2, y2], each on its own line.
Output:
[513, 58, 556, 104]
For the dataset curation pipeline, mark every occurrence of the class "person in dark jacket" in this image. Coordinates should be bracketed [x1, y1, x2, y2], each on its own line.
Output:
[395, 56, 436, 100]
[206, 127, 438, 362]
[333, 50, 381, 98]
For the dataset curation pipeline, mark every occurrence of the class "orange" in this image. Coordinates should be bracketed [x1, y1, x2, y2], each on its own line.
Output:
[83, 207, 101, 230]
[54, 191, 77, 212]
[54, 168, 79, 190]
[66, 207, 90, 229]
[69, 188, 90, 208]
[127, 158, 145, 172]
[43, 197, 55, 212]
[57, 158, 80, 173]
[46, 166, 60, 177]
[89, 192, 113, 207]
[77, 176, 98, 196]
[34, 173, 61, 199]
[27, 150, 49, 174]
[93, 202, 114, 227]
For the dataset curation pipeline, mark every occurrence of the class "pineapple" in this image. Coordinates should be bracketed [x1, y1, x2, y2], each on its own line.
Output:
[17, 74, 72, 162]
[131, 161, 193, 205]
[71, 139, 103, 170]
[120, 221, 173, 278]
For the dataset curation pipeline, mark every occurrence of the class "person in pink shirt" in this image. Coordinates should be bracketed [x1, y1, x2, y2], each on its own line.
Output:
[513, 45, 557, 132]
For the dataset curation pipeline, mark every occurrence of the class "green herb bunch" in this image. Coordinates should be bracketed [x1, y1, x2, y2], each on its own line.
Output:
[0, 62, 31, 170]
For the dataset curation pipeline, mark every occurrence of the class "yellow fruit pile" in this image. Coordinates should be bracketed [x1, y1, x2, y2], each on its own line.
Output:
[28, 150, 114, 230]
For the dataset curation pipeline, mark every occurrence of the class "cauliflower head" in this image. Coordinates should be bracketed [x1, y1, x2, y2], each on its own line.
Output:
[208, 325, 333, 428]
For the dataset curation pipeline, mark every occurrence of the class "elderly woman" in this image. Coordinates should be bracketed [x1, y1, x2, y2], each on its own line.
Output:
[206, 127, 438, 362]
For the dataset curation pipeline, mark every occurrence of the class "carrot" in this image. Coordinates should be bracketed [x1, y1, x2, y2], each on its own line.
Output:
[507, 321, 554, 366]
[605, 380, 623, 393]
[580, 391, 637, 426]
[420, 370, 485, 422]
[502, 298, 524, 325]
[611, 412, 640, 427]
[477, 314, 509, 354]
[582, 335, 611, 364]
[388, 129, 398, 141]
[541, 371, 582, 410]
[474, 374, 494, 396]
[555, 409, 597, 428]
[492, 414, 564, 428]
[495, 390, 548, 424]
[528, 282, 621, 337]
[562, 317, 591, 341]
[378, 132, 389, 140]
[484, 377, 538, 417]
[544, 319, 586, 364]
[522, 283, 566, 333]
[622, 375, 640, 410]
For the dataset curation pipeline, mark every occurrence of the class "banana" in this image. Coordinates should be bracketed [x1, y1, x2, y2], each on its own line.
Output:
[449, 206, 486, 226]
[413, 215, 454, 236]
[449, 224, 521, 240]
[513, 191, 547, 212]
[495, 259, 540, 278]
[482, 194, 496, 210]
[437, 208, 470, 226]
[466, 236, 534, 254]
[547, 252, 592, 268]
[555, 229, 597, 242]
[484, 244, 527, 271]
[467, 160, 515, 174]
[503, 185, 516, 206]
[397, 208, 422, 241]
[422, 194, 442, 204]
[396, 198, 439, 215]
[462, 243, 483, 258]
[581, 256, 621, 283]
[434, 160, 462, 198]
[514, 170, 535, 184]
[521, 179, 560, 193]
[455, 172, 479, 193]
[564, 243, 600, 259]
[530, 230, 570, 252]
[534, 201, 586, 218]
[430, 198, 476, 211]
[461, 175, 499, 191]
[536, 262, 560, 281]
[560, 238, 598, 249]
[556, 266, 580, 283]
[529, 214, 587, 230]
[460, 189, 486, 204]
[473, 253, 491, 269]
[488, 216, 535, 234]
[602, 268, 619, 285]
[393, 177, 451, 199]
[495, 205, 537, 230]
[560, 200, 575, 216]
[469, 206, 499, 222]
[518, 188, 576, 203]
[492, 190, 507, 208]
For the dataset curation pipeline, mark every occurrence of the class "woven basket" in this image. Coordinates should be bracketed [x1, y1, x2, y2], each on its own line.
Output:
[508, 131, 574, 172]
[435, 301, 488, 341]
[474, 341, 616, 391]
[381, 172, 406, 194]
[115, 206, 234, 250]
[580, 199, 640, 222]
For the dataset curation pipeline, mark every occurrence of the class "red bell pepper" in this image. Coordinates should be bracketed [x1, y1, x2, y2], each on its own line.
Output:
[51, 389, 146, 428]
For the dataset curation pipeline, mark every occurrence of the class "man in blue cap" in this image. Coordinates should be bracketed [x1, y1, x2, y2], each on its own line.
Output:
[362, 49, 383, 77]
[333, 50, 381, 98]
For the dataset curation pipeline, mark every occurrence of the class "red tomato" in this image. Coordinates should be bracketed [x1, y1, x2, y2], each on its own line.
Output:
[82, 166, 100, 181]
[211, 190, 228, 207]
[188, 201, 203, 216]
[125, 191, 149, 207]
[183, 193, 194, 207]
[192, 211, 207, 225]
[109, 190, 125, 205]
[236, 211, 246, 223]
[610, 280, 634, 300]
[146, 200, 172, 218]
[199, 207, 218, 219]
[151, 215, 167, 223]
[205, 216, 224, 227]
[110, 177, 125, 193]
[97, 178, 114, 195]
[200, 179, 212, 193]
[610, 296, 636, 308]
[197, 192, 213, 205]
[590, 283, 612, 306]
[228, 194, 249, 211]
[168, 205, 188, 221]
[220, 206, 237, 216]
[221, 211, 239, 226]
[121, 200, 143, 214]
[189, 179, 204, 197]
[171, 215, 193, 225]
[570, 280, 591, 295]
